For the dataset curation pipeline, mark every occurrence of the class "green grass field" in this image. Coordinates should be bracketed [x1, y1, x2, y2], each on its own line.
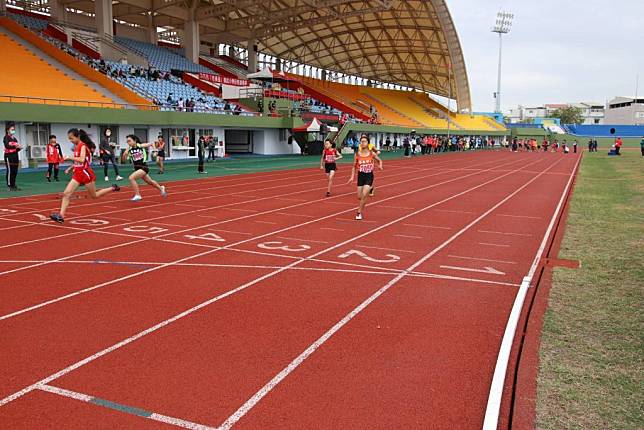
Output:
[536, 149, 643, 429]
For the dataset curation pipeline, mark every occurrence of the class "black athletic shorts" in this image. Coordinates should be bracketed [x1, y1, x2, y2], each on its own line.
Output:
[357, 171, 374, 187]
[324, 163, 337, 173]
[157, 150, 165, 158]
[134, 164, 150, 174]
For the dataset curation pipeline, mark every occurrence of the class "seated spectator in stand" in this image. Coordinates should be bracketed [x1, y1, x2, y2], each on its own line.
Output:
[234, 105, 242, 115]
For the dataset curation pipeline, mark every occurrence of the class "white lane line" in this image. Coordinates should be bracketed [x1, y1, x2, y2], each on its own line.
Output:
[434, 209, 473, 214]
[356, 245, 416, 254]
[478, 230, 532, 237]
[379, 205, 416, 210]
[277, 236, 329, 244]
[276, 212, 317, 218]
[154, 222, 187, 228]
[478, 242, 510, 248]
[222, 208, 259, 213]
[447, 255, 518, 265]
[336, 218, 378, 224]
[320, 227, 345, 232]
[404, 223, 452, 230]
[217, 157, 562, 429]
[207, 228, 253, 236]
[482, 155, 582, 430]
[409, 271, 520, 287]
[39, 385, 215, 430]
[394, 234, 423, 240]
[275, 197, 309, 202]
[0, 155, 535, 406]
[173, 203, 209, 209]
[496, 214, 541, 219]
[254, 220, 277, 225]
[439, 265, 505, 276]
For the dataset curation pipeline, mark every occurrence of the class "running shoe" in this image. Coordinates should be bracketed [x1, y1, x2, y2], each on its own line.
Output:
[355, 212, 363, 220]
[111, 184, 121, 192]
[160, 186, 167, 198]
[46, 176, 51, 182]
[131, 195, 142, 202]
[105, 176, 109, 182]
[326, 191, 331, 197]
[369, 187, 375, 197]
[116, 175, 123, 181]
[50, 213, 64, 223]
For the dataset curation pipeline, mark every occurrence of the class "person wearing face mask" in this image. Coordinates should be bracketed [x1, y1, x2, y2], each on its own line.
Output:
[4, 122, 22, 191]
[99, 128, 123, 182]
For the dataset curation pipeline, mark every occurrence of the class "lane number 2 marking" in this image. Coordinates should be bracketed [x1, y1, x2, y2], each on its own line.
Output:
[338, 249, 400, 263]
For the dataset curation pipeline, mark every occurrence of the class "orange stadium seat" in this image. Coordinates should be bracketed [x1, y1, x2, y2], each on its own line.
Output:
[0, 32, 118, 108]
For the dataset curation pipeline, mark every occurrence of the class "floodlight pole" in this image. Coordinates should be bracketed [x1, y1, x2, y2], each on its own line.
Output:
[492, 11, 513, 114]
[495, 32, 503, 113]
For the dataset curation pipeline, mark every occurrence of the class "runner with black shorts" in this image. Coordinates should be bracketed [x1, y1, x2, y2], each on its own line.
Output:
[347, 135, 383, 220]
[320, 139, 342, 197]
[121, 134, 167, 202]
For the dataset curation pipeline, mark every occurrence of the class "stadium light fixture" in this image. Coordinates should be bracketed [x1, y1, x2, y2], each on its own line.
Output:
[492, 11, 514, 113]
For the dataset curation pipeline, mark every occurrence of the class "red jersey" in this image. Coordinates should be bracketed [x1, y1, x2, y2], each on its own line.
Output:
[354, 151, 375, 173]
[46, 143, 62, 163]
[73, 142, 92, 172]
[323, 148, 338, 164]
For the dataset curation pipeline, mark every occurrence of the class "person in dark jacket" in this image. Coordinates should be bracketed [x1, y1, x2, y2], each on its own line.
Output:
[99, 128, 122, 182]
[197, 136, 206, 174]
[4, 122, 22, 191]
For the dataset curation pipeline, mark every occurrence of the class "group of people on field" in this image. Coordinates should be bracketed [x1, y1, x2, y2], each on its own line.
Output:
[510, 137, 578, 154]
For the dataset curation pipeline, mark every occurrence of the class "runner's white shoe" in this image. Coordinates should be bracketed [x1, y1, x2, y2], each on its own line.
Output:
[131, 195, 142, 202]
[355, 213, 363, 220]
[160, 186, 167, 198]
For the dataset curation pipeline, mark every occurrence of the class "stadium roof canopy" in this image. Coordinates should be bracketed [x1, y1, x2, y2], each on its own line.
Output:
[55, 0, 472, 111]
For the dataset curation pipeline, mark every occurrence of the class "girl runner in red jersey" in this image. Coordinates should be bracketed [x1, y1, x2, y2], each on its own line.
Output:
[320, 139, 342, 197]
[50, 129, 120, 223]
[347, 135, 383, 220]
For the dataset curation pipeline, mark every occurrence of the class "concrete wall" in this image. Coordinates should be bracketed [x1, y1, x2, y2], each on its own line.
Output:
[604, 104, 644, 125]
[252, 129, 300, 155]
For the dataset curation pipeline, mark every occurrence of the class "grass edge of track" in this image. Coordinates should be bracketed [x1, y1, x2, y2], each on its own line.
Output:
[536, 150, 644, 429]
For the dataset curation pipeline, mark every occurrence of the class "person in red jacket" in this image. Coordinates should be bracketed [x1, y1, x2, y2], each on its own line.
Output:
[615, 137, 623, 155]
[45, 134, 63, 182]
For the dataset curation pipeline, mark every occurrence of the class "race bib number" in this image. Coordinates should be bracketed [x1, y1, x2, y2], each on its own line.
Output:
[325, 154, 335, 163]
[358, 162, 374, 173]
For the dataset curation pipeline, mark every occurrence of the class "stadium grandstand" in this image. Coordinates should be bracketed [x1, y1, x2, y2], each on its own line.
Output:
[0, 0, 507, 165]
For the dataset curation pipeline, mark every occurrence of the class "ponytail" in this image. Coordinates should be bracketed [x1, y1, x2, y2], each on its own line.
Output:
[68, 128, 96, 151]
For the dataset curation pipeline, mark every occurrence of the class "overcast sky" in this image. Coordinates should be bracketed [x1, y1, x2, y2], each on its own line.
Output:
[447, 0, 644, 112]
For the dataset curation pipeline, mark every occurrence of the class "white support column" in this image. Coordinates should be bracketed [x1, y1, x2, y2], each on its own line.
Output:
[184, 10, 199, 64]
[95, 0, 113, 37]
[147, 13, 157, 44]
[247, 39, 257, 72]
[49, 0, 66, 22]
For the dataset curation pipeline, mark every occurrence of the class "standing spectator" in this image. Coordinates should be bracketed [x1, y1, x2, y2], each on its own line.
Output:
[593, 138, 599, 152]
[155, 135, 166, 174]
[573, 139, 578, 153]
[614, 137, 622, 155]
[100, 128, 122, 182]
[4, 122, 21, 191]
[207, 137, 216, 162]
[197, 135, 206, 174]
[640, 136, 644, 157]
[588, 138, 593, 152]
[45, 134, 63, 182]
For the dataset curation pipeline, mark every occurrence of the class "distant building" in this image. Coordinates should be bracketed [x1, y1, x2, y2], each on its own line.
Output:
[604, 97, 644, 125]
[506, 102, 604, 124]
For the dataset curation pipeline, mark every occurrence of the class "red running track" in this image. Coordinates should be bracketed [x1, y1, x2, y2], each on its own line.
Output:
[0, 150, 580, 429]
